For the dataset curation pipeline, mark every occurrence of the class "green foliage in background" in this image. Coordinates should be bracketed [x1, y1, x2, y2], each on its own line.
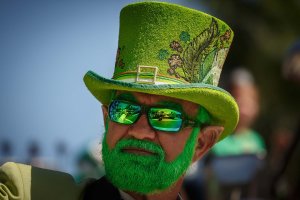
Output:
[200, 0, 300, 130]
[199, 0, 300, 198]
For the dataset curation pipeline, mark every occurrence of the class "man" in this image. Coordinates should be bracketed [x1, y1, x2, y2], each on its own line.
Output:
[0, 2, 238, 200]
[211, 68, 266, 157]
[208, 68, 266, 199]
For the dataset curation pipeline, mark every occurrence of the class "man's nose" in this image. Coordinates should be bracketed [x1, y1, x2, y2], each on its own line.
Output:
[127, 114, 156, 140]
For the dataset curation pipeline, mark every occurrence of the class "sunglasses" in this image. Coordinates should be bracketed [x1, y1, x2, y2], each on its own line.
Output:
[108, 100, 199, 132]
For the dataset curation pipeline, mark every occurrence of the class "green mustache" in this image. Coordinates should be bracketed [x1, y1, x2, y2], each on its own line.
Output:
[115, 139, 164, 155]
[112, 138, 166, 165]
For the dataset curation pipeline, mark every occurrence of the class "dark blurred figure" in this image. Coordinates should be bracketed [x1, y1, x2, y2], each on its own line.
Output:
[283, 40, 300, 85]
[55, 141, 68, 171]
[74, 140, 105, 183]
[207, 68, 266, 200]
[26, 141, 46, 168]
[269, 40, 300, 199]
[183, 159, 207, 200]
[0, 140, 13, 165]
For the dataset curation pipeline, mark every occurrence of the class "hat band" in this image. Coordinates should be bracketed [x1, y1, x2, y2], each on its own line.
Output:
[113, 72, 189, 85]
[112, 65, 189, 85]
[113, 72, 188, 85]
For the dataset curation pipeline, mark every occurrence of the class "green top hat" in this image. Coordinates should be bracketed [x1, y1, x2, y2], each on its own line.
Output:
[84, 1, 239, 141]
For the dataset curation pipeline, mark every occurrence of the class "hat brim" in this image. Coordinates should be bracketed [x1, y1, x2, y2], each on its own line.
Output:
[84, 71, 239, 141]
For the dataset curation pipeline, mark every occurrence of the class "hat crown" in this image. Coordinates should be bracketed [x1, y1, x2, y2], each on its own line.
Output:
[113, 2, 233, 86]
[83, 2, 239, 141]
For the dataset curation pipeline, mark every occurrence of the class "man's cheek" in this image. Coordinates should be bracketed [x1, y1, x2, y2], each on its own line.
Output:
[105, 123, 127, 149]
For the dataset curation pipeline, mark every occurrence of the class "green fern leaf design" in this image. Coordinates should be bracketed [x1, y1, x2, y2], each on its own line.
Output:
[202, 48, 229, 85]
[182, 18, 219, 83]
[199, 49, 217, 83]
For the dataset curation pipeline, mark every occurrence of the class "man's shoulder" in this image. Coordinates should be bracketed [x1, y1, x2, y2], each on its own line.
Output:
[0, 162, 33, 200]
[0, 162, 87, 200]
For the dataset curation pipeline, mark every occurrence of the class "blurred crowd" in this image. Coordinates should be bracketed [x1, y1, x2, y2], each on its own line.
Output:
[0, 140, 70, 171]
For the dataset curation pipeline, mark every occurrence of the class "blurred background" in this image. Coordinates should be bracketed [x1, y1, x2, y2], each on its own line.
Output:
[1, 0, 299, 199]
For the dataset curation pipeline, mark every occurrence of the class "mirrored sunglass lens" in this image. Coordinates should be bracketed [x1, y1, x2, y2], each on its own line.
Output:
[148, 108, 182, 132]
[109, 101, 141, 125]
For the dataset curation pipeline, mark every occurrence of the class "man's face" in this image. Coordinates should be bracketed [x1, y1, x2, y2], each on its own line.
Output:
[232, 85, 259, 130]
[101, 91, 201, 194]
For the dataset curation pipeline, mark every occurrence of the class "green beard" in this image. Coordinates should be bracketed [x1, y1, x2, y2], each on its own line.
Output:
[101, 126, 200, 194]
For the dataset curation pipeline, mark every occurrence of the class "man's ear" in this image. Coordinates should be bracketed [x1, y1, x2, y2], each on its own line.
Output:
[192, 126, 224, 162]
[102, 105, 108, 125]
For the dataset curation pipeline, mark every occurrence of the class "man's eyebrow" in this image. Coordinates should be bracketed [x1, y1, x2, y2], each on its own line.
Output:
[114, 92, 137, 102]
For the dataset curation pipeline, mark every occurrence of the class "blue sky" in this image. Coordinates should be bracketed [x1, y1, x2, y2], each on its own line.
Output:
[0, 0, 207, 173]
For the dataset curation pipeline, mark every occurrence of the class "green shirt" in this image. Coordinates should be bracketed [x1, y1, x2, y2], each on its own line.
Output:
[211, 129, 266, 156]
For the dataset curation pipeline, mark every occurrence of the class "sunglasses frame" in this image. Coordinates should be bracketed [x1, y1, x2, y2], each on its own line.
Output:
[108, 99, 200, 133]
